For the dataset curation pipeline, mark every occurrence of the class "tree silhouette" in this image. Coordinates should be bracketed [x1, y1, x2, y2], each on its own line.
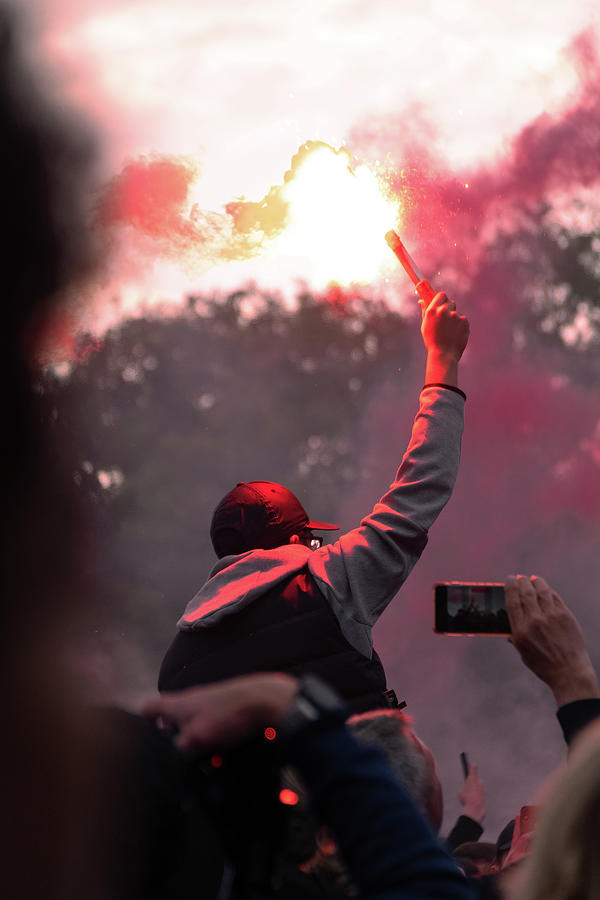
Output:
[41, 289, 412, 696]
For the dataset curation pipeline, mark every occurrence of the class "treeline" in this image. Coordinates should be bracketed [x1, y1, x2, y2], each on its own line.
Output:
[40, 290, 412, 694]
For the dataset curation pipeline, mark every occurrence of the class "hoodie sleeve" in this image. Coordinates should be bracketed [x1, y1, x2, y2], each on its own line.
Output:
[308, 385, 465, 656]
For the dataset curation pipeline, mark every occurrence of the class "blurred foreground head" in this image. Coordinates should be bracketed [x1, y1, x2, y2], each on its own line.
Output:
[278, 707, 444, 896]
[511, 719, 600, 900]
[2, 3, 98, 606]
[0, 6, 102, 898]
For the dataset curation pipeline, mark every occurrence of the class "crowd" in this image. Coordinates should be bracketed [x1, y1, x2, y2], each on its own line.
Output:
[5, 4, 600, 899]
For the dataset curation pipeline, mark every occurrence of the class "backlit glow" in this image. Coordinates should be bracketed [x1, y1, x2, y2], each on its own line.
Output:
[268, 146, 401, 287]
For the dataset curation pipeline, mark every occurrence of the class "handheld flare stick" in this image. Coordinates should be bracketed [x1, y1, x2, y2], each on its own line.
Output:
[385, 230, 437, 304]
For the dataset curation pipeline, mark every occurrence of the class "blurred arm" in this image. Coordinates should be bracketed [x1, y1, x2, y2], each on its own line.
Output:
[145, 674, 474, 900]
[143, 673, 299, 751]
[457, 764, 485, 825]
[445, 764, 485, 852]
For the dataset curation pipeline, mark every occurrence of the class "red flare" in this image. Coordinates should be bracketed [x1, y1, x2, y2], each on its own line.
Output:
[385, 230, 436, 303]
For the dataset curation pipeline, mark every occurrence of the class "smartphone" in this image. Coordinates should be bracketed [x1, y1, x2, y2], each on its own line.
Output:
[434, 582, 511, 635]
[460, 751, 469, 780]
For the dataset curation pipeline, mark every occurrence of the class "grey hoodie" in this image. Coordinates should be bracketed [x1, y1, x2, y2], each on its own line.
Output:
[178, 385, 465, 659]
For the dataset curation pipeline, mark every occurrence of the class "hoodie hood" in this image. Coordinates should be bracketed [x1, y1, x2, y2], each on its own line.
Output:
[178, 544, 313, 629]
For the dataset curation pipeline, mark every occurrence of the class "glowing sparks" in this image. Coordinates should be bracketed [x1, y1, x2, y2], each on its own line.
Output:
[267, 145, 401, 286]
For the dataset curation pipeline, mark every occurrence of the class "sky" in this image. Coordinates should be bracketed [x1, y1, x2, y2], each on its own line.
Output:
[24, 0, 600, 332]
[24, 0, 600, 837]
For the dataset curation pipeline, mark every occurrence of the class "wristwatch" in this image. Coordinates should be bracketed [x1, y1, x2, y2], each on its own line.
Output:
[274, 674, 347, 742]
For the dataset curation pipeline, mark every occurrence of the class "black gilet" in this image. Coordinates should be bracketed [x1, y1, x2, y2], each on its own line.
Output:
[158, 570, 388, 714]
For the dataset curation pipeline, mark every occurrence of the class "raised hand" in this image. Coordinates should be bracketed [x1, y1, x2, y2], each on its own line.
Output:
[458, 763, 486, 824]
[419, 292, 469, 386]
[505, 575, 599, 707]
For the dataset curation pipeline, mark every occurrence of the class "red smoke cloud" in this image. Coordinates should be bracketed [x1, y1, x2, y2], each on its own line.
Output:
[96, 146, 345, 268]
[91, 28, 600, 341]
[349, 29, 600, 274]
[334, 29, 600, 836]
[95, 139, 387, 275]
[50, 24, 600, 836]
[99, 154, 199, 239]
[96, 153, 240, 267]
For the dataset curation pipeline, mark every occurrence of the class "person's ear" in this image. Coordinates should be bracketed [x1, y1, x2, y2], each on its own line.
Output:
[289, 534, 301, 545]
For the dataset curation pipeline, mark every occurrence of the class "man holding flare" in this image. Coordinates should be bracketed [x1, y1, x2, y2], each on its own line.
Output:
[159, 247, 470, 712]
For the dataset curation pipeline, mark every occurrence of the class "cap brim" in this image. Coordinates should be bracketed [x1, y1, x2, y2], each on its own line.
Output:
[308, 519, 340, 531]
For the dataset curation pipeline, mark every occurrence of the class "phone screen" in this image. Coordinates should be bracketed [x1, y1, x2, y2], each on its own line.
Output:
[434, 582, 510, 635]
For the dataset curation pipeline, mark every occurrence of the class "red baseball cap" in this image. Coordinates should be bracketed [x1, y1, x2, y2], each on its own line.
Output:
[210, 481, 339, 558]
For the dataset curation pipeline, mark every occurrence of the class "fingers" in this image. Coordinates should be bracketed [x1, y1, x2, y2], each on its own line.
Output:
[531, 574, 562, 612]
[421, 291, 454, 321]
[142, 682, 231, 725]
[505, 574, 542, 641]
[426, 291, 449, 313]
[142, 693, 173, 721]
[504, 575, 524, 632]
[505, 575, 560, 631]
[142, 691, 197, 728]
[142, 684, 245, 752]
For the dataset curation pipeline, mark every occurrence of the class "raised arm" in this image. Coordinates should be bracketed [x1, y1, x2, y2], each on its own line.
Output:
[308, 293, 470, 656]
[505, 575, 600, 744]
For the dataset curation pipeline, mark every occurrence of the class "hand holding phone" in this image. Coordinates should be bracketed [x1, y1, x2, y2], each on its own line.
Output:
[505, 575, 599, 706]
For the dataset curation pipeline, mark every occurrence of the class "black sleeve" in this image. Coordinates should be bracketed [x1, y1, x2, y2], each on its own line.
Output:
[284, 720, 475, 900]
[445, 815, 484, 853]
[556, 698, 600, 746]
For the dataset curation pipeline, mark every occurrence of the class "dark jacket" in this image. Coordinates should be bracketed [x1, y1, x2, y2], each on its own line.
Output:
[159, 569, 388, 712]
[159, 387, 465, 707]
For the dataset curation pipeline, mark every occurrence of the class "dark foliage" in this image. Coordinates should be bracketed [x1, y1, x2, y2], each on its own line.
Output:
[41, 290, 411, 692]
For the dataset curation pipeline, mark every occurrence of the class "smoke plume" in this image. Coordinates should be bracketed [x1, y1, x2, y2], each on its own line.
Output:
[57, 25, 600, 839]
[336, 28, 600, 837]
[96, 141, 364, 270]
